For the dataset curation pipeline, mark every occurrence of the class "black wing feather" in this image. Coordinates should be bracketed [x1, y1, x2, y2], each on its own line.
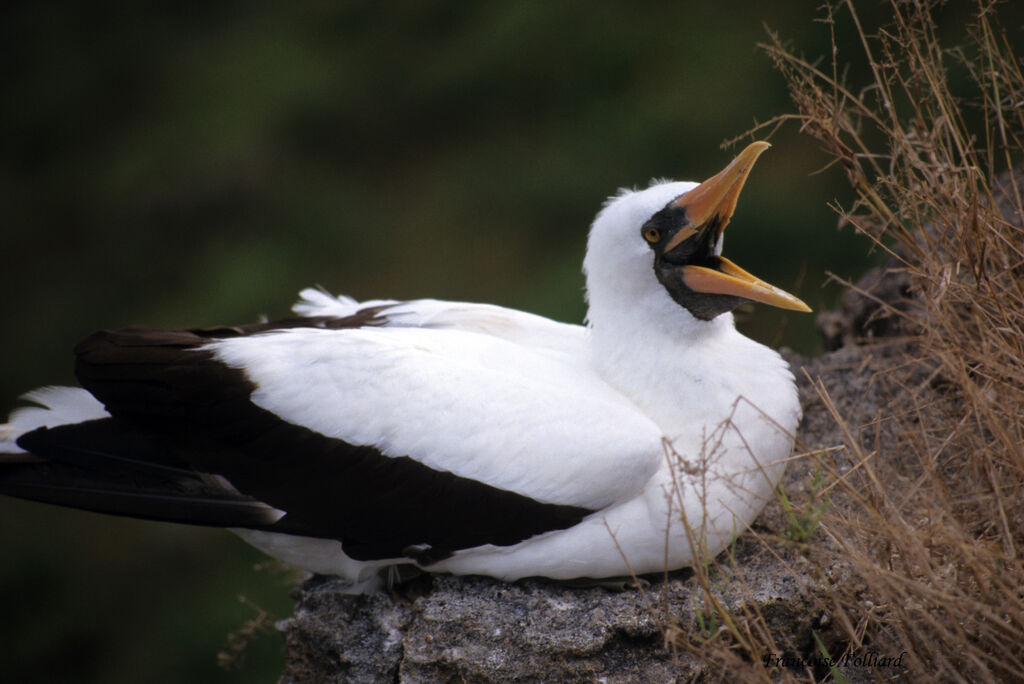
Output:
[8, 419, 283, 529]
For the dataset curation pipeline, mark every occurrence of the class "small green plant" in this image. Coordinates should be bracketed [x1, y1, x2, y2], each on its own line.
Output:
[812, 632, 850, 684]
[778, 467, 831, 545]
[692, 595, 721, 643]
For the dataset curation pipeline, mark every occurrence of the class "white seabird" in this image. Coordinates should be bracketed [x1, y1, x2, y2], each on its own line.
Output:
[0, 142, 809, 592]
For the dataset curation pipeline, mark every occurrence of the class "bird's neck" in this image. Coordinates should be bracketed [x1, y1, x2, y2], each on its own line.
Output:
[586, 293, 778, 438]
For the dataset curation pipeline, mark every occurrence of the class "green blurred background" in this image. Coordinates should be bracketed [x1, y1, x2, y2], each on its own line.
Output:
[2, 2, 1019, 682]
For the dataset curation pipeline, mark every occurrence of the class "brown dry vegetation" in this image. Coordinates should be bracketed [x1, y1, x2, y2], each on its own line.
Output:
[668, 1, 1024, 681]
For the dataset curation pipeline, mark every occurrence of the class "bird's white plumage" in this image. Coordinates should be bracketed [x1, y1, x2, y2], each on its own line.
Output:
[2, 178, 801, 591]
[294, 288, 588, 355]
[229, 181, 800, 587]
[0, 387, 109, 453]
[210, 326, 660, 509]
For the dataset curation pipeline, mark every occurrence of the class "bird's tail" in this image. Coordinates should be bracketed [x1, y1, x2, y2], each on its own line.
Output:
[0, 386, 285, 530]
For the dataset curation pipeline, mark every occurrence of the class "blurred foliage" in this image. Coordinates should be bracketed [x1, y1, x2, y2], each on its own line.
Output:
[2, 2, 1019, 682]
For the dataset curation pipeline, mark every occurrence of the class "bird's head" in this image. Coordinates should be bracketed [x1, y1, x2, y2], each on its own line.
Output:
[584, 142, 810, 324]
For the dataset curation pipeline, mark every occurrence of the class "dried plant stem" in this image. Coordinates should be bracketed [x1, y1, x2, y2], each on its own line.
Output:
[683, 1, 1024, 681]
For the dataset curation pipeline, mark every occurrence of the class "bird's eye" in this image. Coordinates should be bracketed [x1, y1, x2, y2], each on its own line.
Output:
[642, 227, 661, 243]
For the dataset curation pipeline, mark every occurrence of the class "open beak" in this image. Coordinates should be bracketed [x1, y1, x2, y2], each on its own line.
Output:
[683, 257, 811, 312]
[670, 141, 811, 313]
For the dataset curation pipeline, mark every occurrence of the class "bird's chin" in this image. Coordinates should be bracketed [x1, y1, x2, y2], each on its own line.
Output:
[654, 262, 744, 321]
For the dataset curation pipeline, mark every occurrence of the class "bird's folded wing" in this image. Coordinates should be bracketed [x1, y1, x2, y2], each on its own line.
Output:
[209, 324, 663, 511]
[9, 309, 666, 562]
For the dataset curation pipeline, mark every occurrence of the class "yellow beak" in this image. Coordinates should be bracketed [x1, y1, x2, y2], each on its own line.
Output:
[670, 141, 811, 313]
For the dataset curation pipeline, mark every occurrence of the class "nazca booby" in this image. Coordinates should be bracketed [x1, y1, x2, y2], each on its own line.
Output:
[0, 142, 809, 592]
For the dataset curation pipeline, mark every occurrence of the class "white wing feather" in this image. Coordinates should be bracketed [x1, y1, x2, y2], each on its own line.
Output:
[210, 323, 663, 511]
[1, 387, 110, 453]
[293, 288, 587, 355]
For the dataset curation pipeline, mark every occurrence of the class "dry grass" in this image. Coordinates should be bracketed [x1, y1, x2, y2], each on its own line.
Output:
[667, 1, 1024, 681]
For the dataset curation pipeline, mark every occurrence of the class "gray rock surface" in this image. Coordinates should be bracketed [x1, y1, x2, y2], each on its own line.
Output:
[277, 269, 914, 683]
